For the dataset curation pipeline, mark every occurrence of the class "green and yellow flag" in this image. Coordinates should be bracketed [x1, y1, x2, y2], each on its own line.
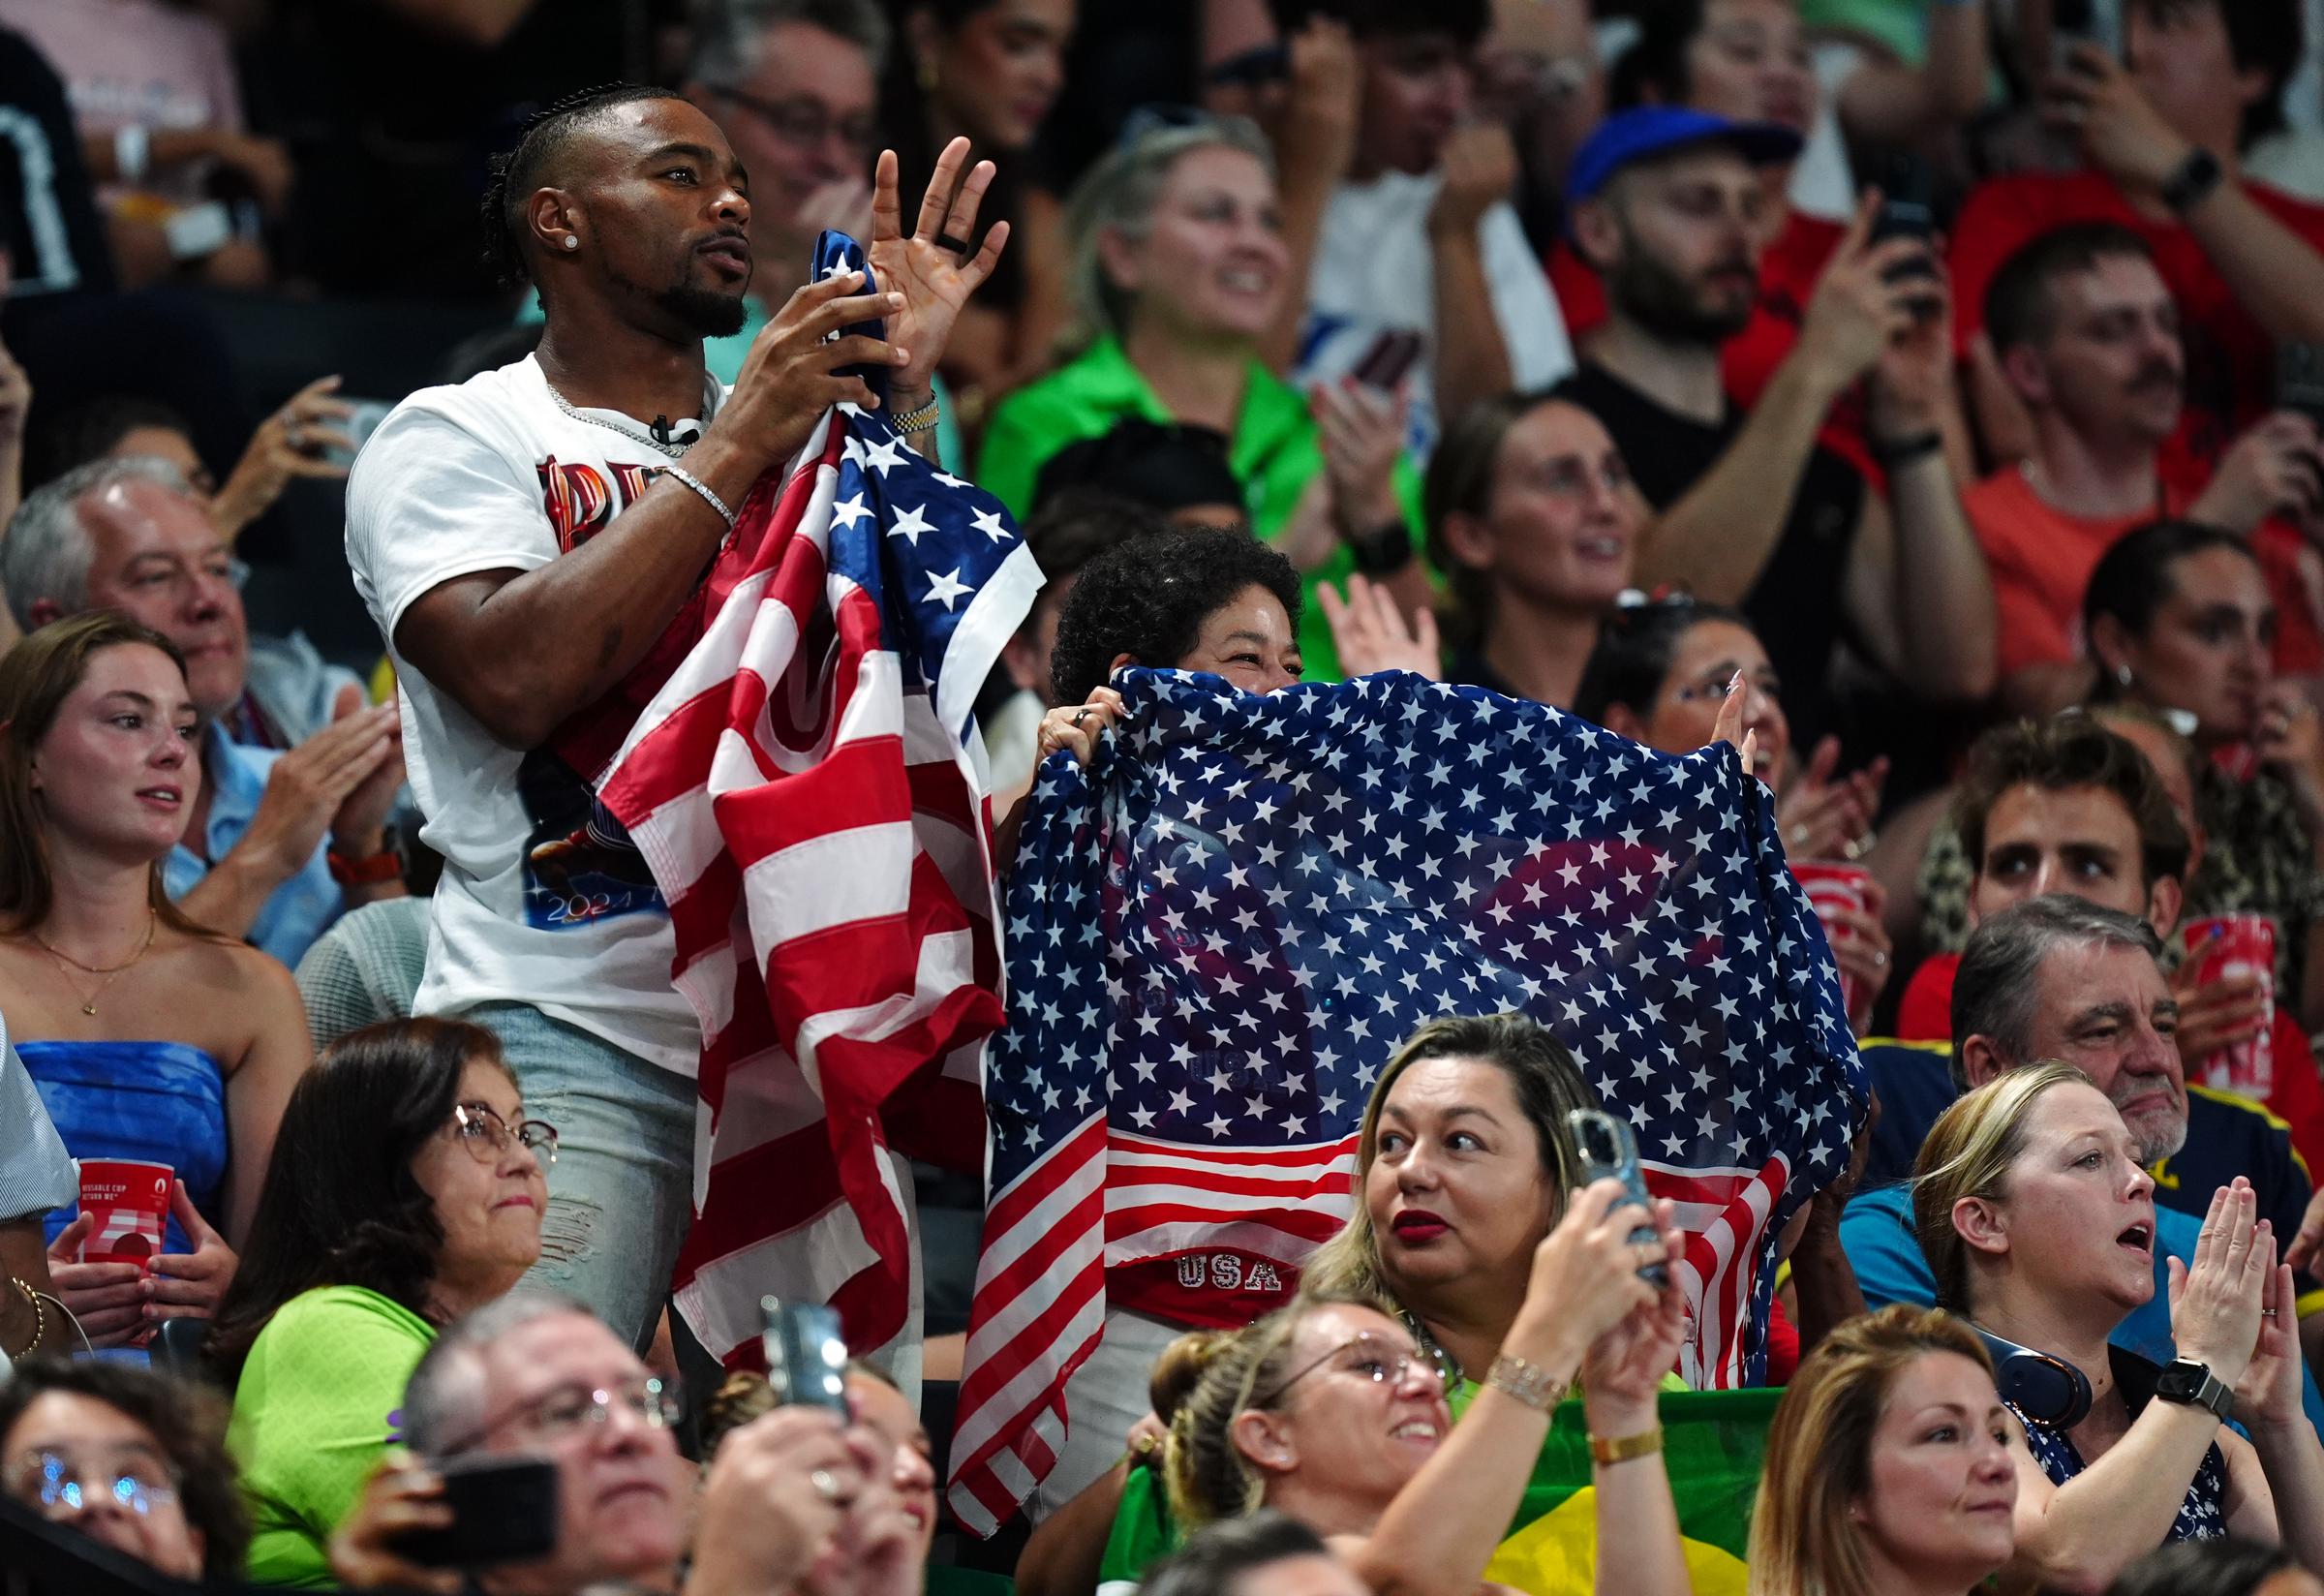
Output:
[1096, 1387, 1777, 1595]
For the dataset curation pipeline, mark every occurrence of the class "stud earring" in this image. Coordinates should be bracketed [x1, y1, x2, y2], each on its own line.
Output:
[563, 235, 580, 251]
[2115, 662, 2134, 687]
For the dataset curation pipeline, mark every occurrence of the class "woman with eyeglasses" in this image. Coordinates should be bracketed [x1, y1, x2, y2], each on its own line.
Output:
[1574, 597, 1893, 1031]
[976, 112, 1422, 682]
[203, 1016, 551, 1587]
[0, 612, 310, 1349]
[0, 1355, 252, 1582]
[1019, 1013, 1694, 1595]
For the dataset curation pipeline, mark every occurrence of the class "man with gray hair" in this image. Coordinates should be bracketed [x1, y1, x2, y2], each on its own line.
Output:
[1839, 896, 2324, 1424]
[1, 457, 407, 967]
[328, 1292, 909, 1595]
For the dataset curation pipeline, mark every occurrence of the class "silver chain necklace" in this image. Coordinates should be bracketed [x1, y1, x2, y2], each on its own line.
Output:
[543, 380, 695, 459]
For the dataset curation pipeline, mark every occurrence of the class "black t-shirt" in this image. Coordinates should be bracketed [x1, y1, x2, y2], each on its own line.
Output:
[1554, 361, 1864, 746]
[0, 27, 113, 300]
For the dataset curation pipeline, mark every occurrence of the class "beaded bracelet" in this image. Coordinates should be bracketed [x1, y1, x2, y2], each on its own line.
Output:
[1484, 1352, 1570, 1411]
[5, 1275, 44, 1363]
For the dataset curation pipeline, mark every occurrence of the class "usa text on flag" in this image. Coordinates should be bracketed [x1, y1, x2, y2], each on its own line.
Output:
[946, 668, 1865, 1532]
[596, 235, 1039, 1366]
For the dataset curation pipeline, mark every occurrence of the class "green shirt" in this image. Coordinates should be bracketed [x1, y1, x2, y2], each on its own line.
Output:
[976, 334, 1420, 683]
[227, 1285, 436, 1587]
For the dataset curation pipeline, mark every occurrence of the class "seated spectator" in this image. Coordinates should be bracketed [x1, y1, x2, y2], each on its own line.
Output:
[2085, 520, 2324, 1032]
[1949, 0, 2324, 468]
[1842, 897, 2324, 1432]
[0, 1011, 74, 1365]
[1421, 391, 1636, 705]
[1965, 225, 2324, 712]
[204, 1018, 549, 1587]
[0, 0, 288, 290]
[1748, 1304, 2016, 1596]
[29, 384, 362, 560]
[1913, 1065, 2324, 1581]
[1553, 0, 1990, 483]
[976, 114, 1419, 681]
[1030, 418, 1253, 529]
[1282, 0, 1575, 456]
[1558, 107, 1997, 748]
[1892, 712, 2324, 1171]
[0, 612, 306, 1342]
[1020, 1012, 1690, 1553]
[331, 1292, 909, 1596]
[877, 0, 1075, 403]
[2, 459, 407, 967]
[1572, 596, 1892, 1028]
[1137, 1511, 1364, 1596]
[0, 1355, 251, 1583]
[2107, 1536, 2324, 1596]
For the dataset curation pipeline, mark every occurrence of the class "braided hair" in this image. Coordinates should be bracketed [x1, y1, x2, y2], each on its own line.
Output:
[478, 82, 690, 288]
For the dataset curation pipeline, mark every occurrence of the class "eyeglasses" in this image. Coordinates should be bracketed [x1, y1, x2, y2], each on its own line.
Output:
[505, 1378, 685, 1445]
[1255, 1332, 1448, 1407]
[712, 85, 877, 160]
[1670, 661, 1783, 706]
[4, 1447, 181, 1520]
[449, 1101, 560, 1167]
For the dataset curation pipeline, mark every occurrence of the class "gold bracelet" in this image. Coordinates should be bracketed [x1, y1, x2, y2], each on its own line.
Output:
[1483, 1353, 1571, 1411]
[891, 395, 942, 434]
[1589, 1426, 1664, 1465]
[5, 1275, 43, 1363]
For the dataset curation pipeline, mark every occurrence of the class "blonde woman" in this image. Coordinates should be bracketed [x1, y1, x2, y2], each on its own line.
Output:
[1748, 1304, 2015, 1596]
[1911, 1063, 2324, 1589]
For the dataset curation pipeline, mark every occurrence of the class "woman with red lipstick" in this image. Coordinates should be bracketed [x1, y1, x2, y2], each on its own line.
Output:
[2085, 520, 2324, 1033]
[205, 1018, 550, 1587]
[0, 611, 308, 1345]
[1748, 1304, 2019, 1596]
[1912, 1063, 2324, 1588]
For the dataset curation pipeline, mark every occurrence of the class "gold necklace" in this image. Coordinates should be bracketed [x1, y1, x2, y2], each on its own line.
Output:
[32, 909, 158, 1017]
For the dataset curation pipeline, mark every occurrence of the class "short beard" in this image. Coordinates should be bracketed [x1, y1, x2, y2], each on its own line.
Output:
[2125, 1107, 2188, 1166]
[657, 282, 749, 338]
[1605, 239, 1753, 347]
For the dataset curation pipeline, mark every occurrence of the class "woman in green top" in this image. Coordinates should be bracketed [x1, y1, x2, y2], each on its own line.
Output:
[204, 1018, 554, 1587]
[974, 113, 1422, 682]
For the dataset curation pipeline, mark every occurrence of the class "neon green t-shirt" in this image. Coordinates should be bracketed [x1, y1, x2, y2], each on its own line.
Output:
[227, 1284, 437, 1587]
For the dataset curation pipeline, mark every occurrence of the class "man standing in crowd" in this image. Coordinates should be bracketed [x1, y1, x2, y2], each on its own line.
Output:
[1, 458, 407, 968]
[1952, 0, 2324, 466]
[1558, 106, 1996, 747]
[1969, 223, 2324, 712]
[1285, 0, 1573, 457]
[343, 85, 1001, 1348]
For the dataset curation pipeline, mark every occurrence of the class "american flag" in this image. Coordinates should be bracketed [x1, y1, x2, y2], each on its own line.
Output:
[946, 668, 1865, 1533]
[596, 233, 1038, 1367]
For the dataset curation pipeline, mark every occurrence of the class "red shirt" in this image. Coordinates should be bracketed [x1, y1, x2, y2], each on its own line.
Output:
[1547, 209, 1874, 479]
[1949, 169, 2324, 463]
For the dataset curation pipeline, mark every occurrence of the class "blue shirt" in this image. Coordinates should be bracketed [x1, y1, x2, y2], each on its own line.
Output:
[1841, 1183, 2324, 1435]
[163, 723, 343, 968]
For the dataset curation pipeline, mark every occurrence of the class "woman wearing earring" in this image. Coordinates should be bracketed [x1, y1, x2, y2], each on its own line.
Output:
[0, 612, 309, 1349]
[880, 0, 1076, 407]
[2081, 519, 2324, 1033]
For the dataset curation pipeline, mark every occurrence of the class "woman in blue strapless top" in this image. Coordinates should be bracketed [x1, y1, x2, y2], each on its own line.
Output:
[0, 615, 310, 1349]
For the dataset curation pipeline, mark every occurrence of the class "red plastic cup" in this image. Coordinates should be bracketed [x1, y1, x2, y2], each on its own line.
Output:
[1792, 860, 1872, 1017]
[2182, 914, 2277, 1098]
[76, 1158, 172, 1268]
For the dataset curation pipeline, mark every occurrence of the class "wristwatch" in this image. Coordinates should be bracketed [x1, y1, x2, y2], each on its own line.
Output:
[2155, 1358, 2236, 1422]
[1347, 516, 1415, 577]
[2161, 148, 2224, 215]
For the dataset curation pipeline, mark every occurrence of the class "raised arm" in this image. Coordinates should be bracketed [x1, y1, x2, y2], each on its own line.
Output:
[1426, 126, 1522, 432]
[1833, 0, 1992, 146]
[1577, 1217, 1694, 1596]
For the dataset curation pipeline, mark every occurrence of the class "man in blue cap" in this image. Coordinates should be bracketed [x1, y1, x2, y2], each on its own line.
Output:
[1555, 106, 1997, 751]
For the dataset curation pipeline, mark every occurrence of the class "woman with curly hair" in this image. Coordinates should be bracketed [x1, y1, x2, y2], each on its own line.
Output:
[0, 1354, 253, 1582]
[203, 1017, 553, 1586]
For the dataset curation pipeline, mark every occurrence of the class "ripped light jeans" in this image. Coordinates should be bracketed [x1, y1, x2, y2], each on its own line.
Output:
[466, 1001, 694, 1352]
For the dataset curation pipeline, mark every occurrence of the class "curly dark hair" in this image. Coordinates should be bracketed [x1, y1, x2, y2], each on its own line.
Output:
[203, 1018, 514, 1383]
[0, 1356, 252, 1581]
[1048, 525, 1303, 704]
[479, 82, 689, 288]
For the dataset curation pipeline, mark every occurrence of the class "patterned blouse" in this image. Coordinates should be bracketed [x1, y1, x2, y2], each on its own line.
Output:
[1917, 765, 2324, 997]
[2008, 1348, 2228, 1546]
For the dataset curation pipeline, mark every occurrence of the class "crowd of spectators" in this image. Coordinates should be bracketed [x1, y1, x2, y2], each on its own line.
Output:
[21, 0, 2324, 1592]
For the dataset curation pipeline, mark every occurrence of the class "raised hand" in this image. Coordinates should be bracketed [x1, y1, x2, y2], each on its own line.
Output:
[867, 138, 1010, 403]
[1796, 192, 1932, 395]
[724, 268, 912, 468]
[2165, 1180, 2268, 1391]
[1581, 1201, 1688, 1432]
[1033, 687, 1128, 773]
[213, 374, 359, 539]
[328, 1452, 462, 1594]
[1776, 735, 1886, 860]
[2043, 44, 2194, 196]
[1318, 574, 1441, 680]
[1502, 1178, 1667, 1375]
[2241, 1235, 2308, 1434]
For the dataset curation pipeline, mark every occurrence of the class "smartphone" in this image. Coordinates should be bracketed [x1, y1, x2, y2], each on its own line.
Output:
[761, 1297, 850, 1415]
[1567, 1108, 1667, 1286]
[323, 399, 394, 469]
[1867, 155, 1942, 318]
[2280, 343, 2324, 430]
[1973, 1327, 2092, 1428]
[1350, 328, 1424, 393]
[393, 1455, 561, 1569]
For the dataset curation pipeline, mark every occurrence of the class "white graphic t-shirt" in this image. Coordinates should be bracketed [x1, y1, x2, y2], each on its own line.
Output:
[344, 355, 727, 1074]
